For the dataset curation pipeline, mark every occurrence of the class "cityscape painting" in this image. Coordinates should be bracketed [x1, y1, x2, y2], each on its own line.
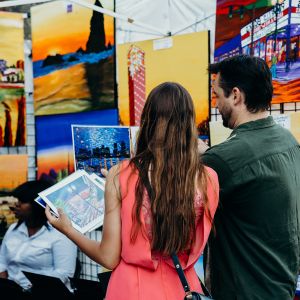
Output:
[31, 0, 116, 116]
[39, 170, 105, 233]
[72, 125, 131, 177]
[36, 109, 118, 183]
[0, 12, 26, 147]
[214, 0, 300, 105]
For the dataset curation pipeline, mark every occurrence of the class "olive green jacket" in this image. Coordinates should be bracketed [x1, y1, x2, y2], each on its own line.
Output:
[203, 116, 300, 300]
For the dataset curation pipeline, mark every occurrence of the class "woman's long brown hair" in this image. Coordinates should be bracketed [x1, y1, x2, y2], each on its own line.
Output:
[130, 82, 209, 255]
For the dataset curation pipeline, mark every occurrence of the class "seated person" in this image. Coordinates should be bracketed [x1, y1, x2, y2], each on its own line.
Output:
[0, 180, 77, 293]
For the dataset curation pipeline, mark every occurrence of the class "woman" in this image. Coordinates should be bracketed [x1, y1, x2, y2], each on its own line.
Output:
[0, 180, 77, 294]
[46, 82, 219, 299]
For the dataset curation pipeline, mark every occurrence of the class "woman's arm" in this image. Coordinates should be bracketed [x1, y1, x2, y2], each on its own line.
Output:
[46, 165, 122, 270]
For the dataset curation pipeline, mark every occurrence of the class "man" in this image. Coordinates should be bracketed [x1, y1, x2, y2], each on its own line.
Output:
[202, 55, 300, 299]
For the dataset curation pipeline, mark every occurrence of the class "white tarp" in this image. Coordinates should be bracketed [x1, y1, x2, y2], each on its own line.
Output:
[116, 0, 216, 60]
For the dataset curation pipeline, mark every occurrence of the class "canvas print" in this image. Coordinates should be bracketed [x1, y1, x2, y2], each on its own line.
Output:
[273, 111, 300, 142]
[0, 154, 28, 192]
[214, 0, 300, 106]
[129, 126, 139, 156]
[31, 0, 115, 116]
[34, 197, 58, 217]
[72, 125, 131, 177]
[0, 197, 18, 239]
[0, 12, 26, 147]
[290, 111, 300, 143]
[117, 31, 210, 134]
[209, 121, 232, 146]
[89, 173, 106, 187]
[36, 109, 118, 183]
[39, 170, 105, 233]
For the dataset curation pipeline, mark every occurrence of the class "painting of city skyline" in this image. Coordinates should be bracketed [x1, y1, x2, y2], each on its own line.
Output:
[36, 109, 118, 183]
[214, 0, 300, 106]
[0, 11, 26, 147]
[31, 0, 116, 116]
[72, 125, 131, 177]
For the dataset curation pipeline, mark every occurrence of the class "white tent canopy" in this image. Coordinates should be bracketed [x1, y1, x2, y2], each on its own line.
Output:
[116, 0, 216, 60]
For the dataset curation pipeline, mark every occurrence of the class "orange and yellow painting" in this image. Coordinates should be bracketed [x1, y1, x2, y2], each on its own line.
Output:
[0, 155, 28, 191]
[0, 12, 26, 147]
[31, 0, 115, 116]
[117, 31, 210, 133]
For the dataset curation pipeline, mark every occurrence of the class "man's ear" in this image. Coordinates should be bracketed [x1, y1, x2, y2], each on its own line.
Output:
[232, 87, 243, 105]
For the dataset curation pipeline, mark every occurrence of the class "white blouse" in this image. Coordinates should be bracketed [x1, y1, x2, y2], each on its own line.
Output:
[0, 222, 77, 290]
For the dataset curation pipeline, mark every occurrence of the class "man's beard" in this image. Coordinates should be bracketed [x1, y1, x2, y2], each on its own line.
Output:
[221, 107, 232, 129]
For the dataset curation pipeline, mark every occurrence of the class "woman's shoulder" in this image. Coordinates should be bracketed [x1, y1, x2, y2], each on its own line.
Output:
[204, 165, 219, 183]
[6, 222, 19, 233]
[203, 166, 219, 210]
[1, 222, 21, 241]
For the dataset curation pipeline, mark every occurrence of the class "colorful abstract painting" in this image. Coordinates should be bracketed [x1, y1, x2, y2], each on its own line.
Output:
[0, 12, 26, 147]
[0, 155, 28, 191]
[117, 31, 210, 134]
[72, 125, 131, 177]
[31, 0, 115, 116]
[214, 0, 300, 106]
[36, 109, 118, 183]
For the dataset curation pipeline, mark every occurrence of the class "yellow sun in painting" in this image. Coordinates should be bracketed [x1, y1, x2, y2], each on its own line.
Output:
[48, 48, 62, 56]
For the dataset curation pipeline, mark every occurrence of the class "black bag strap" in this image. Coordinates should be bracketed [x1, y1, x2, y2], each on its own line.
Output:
[171, 253, 193, 298]
[133, 160, 212, 298]
[171, 253, 212, 299]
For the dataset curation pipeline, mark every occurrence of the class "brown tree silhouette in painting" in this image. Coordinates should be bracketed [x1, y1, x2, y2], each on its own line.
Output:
[0, 126, 3, 147]
[3, 102, 13, 147]
[15, 95, 26, 146]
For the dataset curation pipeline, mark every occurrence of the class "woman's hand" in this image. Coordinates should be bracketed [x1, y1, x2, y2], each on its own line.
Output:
[45, 205, 73, 235]
[101, 168, 108, 177]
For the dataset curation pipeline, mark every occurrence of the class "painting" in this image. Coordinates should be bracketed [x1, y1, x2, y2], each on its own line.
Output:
[209, 112, 300, 146]
[0, 12, 26, 147]
[36, 109, 118, 183]
[0, 196, 18, 236]
[209, 121, 232, 146]
[0, 154, 28, 192]
[117, 31, 210, 134]
[39, 170, 105, 233]
[72, 125, 130, 177]
[214, 0, 300, 106]
[290, 111, 300, 142]
[31, 0, 116, 116]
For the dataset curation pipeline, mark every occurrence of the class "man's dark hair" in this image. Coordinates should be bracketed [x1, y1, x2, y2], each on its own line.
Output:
[209, 55, 273, 112]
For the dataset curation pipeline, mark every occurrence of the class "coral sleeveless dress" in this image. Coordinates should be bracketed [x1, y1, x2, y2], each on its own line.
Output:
[105, 161, 219, 300]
